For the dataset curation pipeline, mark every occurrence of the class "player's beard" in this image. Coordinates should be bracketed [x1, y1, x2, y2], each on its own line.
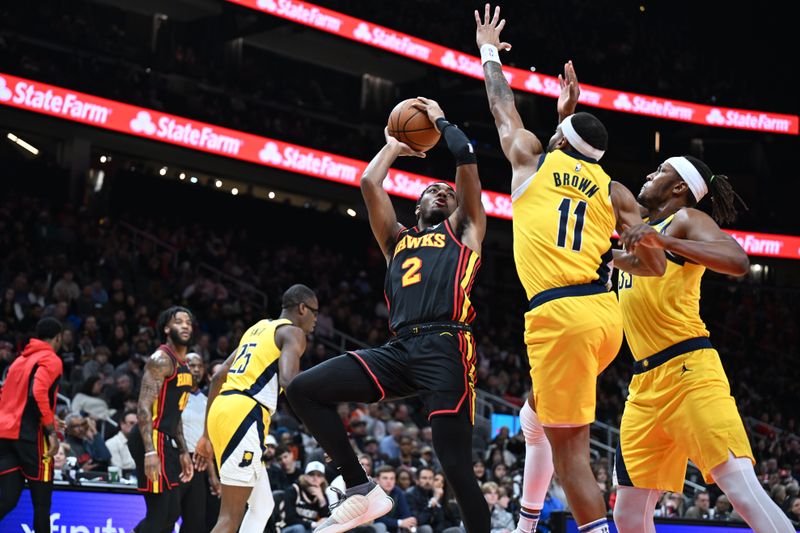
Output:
[168, 327, 192, 347]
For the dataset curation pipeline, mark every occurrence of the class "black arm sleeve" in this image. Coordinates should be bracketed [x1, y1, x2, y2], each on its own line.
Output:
[435, 118, 477, 166]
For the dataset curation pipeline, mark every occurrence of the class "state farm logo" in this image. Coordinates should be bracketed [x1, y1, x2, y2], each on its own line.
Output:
[259, 142, 282, 164]
[130, 111, 157, 135]
[353, 22, 372, 42]
[524, 74, 543, 92]
[705, 108, 726, 125]
[441, 51, 458, 69]
[0, 76, 11, 101]
[614, 93, 633, 111]
[256, 0, 277, 12]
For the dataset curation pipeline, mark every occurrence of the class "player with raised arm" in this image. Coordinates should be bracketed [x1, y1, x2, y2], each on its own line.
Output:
[287, 97, 490, 533]
[475, 5, 665, 533]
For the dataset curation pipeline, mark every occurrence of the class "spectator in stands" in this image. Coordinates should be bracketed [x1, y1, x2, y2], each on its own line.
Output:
[491, 462, 508, 483]
[390, 436, 422, 470]
[655, 492, 686, 517]
[362, 435, 387, 470]
[283, 461, 330, 533]
[711, 494, 732, 520]
[787, 497, 800, 526]
[266, 437, 290, 492]
[82, 344, 113, 381]
[473, 459, 487, 483]
[105, 409, 137, 473]
[419, 445, 440, 472]
[63, 412, 111, 471]
[406, 466, 441, 533]
[482, 481, 514, 533]
[396, 468, 414, 492]
[380, 421, 403, 459]
[52, 270, 80, 303]
[279, 445, 301, 485]
[375, 465, 416, 533]
[71, 376, 115, 421]
[350, 418, 369, 450]
[53, 442, 70, 480]
[685, 490, 711, 519]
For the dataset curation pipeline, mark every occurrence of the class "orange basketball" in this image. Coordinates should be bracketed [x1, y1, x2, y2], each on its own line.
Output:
[387, 98, 441, 152]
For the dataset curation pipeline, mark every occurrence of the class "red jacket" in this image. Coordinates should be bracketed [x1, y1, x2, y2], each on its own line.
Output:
[0, 338, 63, 440]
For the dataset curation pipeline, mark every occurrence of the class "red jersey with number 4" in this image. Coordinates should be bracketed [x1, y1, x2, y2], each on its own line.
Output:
[384, 219, 481, 332]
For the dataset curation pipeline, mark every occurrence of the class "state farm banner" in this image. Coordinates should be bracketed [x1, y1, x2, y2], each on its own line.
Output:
[0, 72, 512, 219]
[1, 72, 797, 260]
[228, 0, 798, 135]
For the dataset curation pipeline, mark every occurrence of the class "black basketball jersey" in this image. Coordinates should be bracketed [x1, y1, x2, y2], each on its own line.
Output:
[385, 219, 481, 332]
[151, 344, 192, 437]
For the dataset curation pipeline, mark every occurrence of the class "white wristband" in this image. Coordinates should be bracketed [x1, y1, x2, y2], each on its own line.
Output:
[480, 44, 501, 66]
[145, 451, 158, 457]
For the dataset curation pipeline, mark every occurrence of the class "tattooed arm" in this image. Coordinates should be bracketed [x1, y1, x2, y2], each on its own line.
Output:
[475, 4, 543, 193]
[137, 350, 174, 483]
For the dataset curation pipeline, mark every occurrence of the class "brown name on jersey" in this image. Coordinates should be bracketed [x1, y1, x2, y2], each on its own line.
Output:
[553, 172, 600, 198]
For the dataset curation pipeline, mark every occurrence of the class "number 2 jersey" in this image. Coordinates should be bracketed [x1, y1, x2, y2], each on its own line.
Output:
[512, 149, 615, 300]
[385, 219, 481, 332]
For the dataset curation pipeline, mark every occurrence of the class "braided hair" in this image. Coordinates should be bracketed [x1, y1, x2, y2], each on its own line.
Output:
[683, 155, 747, 225]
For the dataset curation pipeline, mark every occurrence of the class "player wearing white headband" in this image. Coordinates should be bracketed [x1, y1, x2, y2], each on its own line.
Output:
[476, 5, 666, 533]
[613, 158, 793, 532]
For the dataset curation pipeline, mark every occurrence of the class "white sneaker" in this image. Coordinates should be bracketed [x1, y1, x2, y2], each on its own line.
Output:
[314, 481, 394, 533]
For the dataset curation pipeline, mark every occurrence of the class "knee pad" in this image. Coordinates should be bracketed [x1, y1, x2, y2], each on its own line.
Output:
[520, 400, 547, 445]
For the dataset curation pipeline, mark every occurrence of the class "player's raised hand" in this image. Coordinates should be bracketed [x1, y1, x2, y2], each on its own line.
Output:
[475, 4, 512, 52]
[558, 60, 581, 119]
[384, 127, 426, 158]
[412, 97, 445, 130]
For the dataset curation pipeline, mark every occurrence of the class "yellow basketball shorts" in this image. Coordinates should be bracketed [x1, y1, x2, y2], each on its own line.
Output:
[207, 391, 271, 487]
[615, 348, 754, 492]
[524, 291, 623, 426]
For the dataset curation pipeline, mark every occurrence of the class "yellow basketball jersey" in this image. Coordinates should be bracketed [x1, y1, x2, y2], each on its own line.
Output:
[512, 150, 616, 300]
[618, 213, 709, 360]
[220, 318, 291, 413]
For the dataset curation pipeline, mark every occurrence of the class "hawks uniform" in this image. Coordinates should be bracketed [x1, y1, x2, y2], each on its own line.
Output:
[349, 219, 480, 422]
[207, 319, 288, 486]
[614, 212, 753, 492]
[513, 149, 622, 426]
[128, 344, 193, 493]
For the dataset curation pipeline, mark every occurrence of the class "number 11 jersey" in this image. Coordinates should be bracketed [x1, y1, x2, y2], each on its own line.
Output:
[385, 219, 481, 332]
[512, 149, 615, 301]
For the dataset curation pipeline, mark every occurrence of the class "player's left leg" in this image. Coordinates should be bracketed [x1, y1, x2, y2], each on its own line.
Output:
[239, 464, 274, 533]
[212, 485, 253, 533]
[27, 479, 54, 533]
[431, 406, 490, 533]
[612, 486, 659, 533]
[711, 454, 794, 532]
[0, 469, 24, 522]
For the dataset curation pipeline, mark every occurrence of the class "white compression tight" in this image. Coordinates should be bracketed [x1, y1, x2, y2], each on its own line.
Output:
[519, 400, 554, 509]
[614, 454, 795, 533]
[613, 486, 659, 533]
[711, 455, 795, 533]
[239, 466, 275, 533]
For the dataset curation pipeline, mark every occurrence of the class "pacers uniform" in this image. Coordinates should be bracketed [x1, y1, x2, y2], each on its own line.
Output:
[129, 344, 193, 493]
[207, 319, 286, 485]
[513, 149, 622, 426]
[614, 212, 753, 492]
[348, 219, 480, 421]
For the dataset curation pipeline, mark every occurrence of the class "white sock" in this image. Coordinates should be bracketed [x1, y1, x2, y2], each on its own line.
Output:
[519, 400, 553, 510]
[711, 454, 794, 533]
[578, 518, 609, 533]
[612, 486, 659, 533]
[240, 465, 275, 533]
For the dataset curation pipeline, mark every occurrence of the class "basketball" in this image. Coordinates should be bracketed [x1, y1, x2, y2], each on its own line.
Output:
[387, 98, 441, 152]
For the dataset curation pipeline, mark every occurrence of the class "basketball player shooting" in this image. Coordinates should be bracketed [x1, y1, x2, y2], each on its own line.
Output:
[287, 97, 490, 533]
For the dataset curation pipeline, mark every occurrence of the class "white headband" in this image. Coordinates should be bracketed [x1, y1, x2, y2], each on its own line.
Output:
[560, 115, 605, 161]
[665, 156, 708, 202]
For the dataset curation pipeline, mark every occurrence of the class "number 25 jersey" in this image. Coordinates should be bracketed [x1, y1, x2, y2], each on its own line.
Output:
[385, 219, 481, 332]
[512, 150, 615, 300]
